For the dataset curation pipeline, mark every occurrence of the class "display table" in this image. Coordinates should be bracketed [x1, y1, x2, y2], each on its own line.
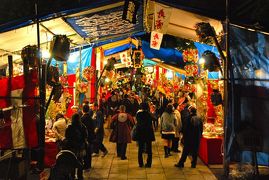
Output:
[198, 136, 223, 165]
[44, 139, 58, 167]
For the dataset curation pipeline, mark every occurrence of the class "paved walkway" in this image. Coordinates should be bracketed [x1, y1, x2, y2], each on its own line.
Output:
[82, 130, 217, 180]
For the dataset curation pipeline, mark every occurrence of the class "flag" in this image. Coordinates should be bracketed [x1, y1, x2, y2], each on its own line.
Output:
[122, 0, 140, 24]
[0, 71, 38, 149]
[150, 31, 163, 50]
[154, 3, 172, 33]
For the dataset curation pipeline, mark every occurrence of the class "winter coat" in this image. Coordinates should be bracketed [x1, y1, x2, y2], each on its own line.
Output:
[93, 110, 105, 139]
[135, 110, 155, 142]
[81, 113, 95, 143]
[160, 112, 176, 134]
[65, 123, 88, 155]
[111, 112, 134, 143]
[183, 114, 203, 152]
[173, 110, 182, 138]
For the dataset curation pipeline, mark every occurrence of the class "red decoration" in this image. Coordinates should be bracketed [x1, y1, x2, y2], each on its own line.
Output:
[82, 66, 95, 81]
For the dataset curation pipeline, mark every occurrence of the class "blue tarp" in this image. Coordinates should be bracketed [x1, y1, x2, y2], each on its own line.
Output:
[141, 41, 185, 68]
[65, 5, 143, 41]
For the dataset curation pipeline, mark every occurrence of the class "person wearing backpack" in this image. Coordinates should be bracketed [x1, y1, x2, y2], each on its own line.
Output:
[110, 105, 134, 160]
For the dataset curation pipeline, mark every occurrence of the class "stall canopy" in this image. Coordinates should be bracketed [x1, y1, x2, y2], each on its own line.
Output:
[1, 0, 269, 34]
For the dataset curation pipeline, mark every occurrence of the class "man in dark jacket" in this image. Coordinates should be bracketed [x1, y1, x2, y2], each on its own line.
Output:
[81, 104, 95, 169]
[157, 92, 169, 116]
[136, 102, 155, 168]
[175, 107, 203, 168]
[65, 113, 88, 180]
[92, 103, 108, 157]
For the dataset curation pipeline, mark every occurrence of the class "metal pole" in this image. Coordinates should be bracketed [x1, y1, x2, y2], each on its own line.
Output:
[35, 0, 45, 170]
[223, 0, 230, 177]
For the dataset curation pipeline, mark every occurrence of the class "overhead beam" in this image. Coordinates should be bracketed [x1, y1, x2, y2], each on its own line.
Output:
[151, 58, 186, 75]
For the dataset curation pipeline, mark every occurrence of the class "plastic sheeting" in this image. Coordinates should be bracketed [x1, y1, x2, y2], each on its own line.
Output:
[141, 41, 185, 68]
[230, 26, 269, 87]
[229, 25, 269, 165]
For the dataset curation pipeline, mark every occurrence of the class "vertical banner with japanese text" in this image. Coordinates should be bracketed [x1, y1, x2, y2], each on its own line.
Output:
[150, 31, 163, 50]
[122, 0, 140, 24]
[153, 3, 172, 33]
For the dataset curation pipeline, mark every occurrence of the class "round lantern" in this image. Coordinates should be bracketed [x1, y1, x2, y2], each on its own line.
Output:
[202, 50, 220, 72]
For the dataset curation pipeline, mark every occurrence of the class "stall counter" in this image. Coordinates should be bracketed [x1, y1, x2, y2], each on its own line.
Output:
[198, 136, 223, 165]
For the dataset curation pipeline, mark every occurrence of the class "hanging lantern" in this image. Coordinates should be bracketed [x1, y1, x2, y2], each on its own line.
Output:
[50, 35, 70, 61]
[105, 57, 117, 71]
[202, 50, 220, 72]
[21, 45, 39, 67]
[47, 66, 60, 86]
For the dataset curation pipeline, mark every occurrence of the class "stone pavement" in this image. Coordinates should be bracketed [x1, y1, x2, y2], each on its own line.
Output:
[83, 130, 217, 180]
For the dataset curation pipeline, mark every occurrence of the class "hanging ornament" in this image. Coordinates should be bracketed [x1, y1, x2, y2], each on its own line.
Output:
[182, 49, 198, 63]
[184, 64, 198, 76]
[82, 66, 96, 81]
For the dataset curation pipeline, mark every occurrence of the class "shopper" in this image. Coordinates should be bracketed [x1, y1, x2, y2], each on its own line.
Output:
[171, 103, 182, 152]
[157, 92, 169, 118]
[160, 103, 177, 158]
[65, 113, 88, 180]
[110, 105, 134, 160]
[81, 104, 95, 169]
[175, 107, 203, 168]
[52, 113, 68, 150]
[49, 149, 82, 180]
[135, 102, 155, 168]
[92, 103, 108, 157]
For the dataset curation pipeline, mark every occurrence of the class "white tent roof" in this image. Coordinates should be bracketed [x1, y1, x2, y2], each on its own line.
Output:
[0, 18, 84, 67]
[146, 1, 223, 41]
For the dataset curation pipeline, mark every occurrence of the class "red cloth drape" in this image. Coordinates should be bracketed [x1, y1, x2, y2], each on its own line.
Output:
[90, 48, 96, 103]
[207, 80, 217, 123]
[0, 71, 38, 149]
[65, 74, 76, 118]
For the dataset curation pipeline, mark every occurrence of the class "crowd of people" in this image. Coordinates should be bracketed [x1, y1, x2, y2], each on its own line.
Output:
[49, 86, 203, 180]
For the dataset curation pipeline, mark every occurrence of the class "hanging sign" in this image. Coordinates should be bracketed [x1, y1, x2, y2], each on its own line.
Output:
[120, 51, 128, 64]
[133, 50, 142, 68]
[122, 0, 140, 24]
[120, 51, 132, 67]
[154, 3, 172, 33]
[150, 31, 163, 50]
